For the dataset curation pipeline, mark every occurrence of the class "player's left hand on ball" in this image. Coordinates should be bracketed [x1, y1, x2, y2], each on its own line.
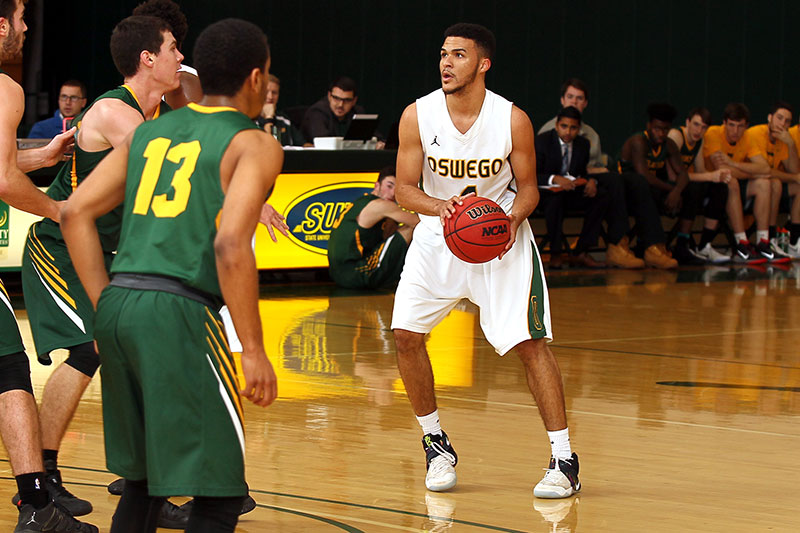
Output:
[259, 203, 290, 242]
[240, 349, 278, 407]
[498, 214, 520, 260]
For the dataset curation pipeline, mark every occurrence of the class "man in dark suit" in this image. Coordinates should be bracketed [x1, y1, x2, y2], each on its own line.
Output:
[535, 107, 610, 269]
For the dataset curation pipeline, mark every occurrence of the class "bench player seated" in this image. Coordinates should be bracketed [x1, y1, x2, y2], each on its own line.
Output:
[328, 166, 419, 289]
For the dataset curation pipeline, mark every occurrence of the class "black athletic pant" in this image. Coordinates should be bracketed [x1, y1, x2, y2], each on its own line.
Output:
[540, 185, 610, 254]
[593, 172, 665, 247]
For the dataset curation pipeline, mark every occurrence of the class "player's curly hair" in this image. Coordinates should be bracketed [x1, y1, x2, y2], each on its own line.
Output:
[110, 15, 172, 78]
[647, 102, 677, 123]
[193, 18, 269, 97]
[133, 0, 188, 48]
[444, 23, 496, 61]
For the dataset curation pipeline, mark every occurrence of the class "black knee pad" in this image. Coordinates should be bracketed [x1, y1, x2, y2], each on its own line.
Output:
[0, 351, 33, 395]
[65, 342, 100, 378]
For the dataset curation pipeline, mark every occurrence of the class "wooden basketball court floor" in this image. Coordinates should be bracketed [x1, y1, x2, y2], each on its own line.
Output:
[1, 265, 799, 532]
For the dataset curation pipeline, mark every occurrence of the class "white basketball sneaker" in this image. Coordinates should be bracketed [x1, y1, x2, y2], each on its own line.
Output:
[422, 432, 458, 492]
[786, 238, 800, 260]
[692, 242, 730, 264]
[534, 453, 581, 499]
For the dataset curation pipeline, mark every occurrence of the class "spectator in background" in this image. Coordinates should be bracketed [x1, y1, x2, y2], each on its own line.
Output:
[302, 76, 364, 143]
[539, 78, 607, 172]
[256, 74, 303, 146]
[535, 106, 609, 269]
[28, 79, 86, 138]
[667, 108, 733, 264]
[703, 102, 777, 263]
[744, 102, 797, 263]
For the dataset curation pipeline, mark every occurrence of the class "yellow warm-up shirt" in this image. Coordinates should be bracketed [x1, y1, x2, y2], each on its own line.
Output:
[744, 124, 788, 170]
[702, 125, 760, 165]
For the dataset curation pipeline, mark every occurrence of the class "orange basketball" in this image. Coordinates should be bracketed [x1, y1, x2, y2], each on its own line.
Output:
[443, 196, 510, 263]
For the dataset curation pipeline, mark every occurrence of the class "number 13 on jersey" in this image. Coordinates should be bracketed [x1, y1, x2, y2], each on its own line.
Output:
[132, 137, 202, 218]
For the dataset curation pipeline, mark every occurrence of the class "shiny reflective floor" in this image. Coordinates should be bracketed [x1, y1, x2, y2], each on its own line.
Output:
[1, 264, 799, 532]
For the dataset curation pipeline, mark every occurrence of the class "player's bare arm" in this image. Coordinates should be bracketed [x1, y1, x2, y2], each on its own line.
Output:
[395, 103, 469, 224]
[77, 99, 145, 152]
[667, 128, 684, 150]
[60, 134, 131, 307]
[0, 76, 61, 221]
[216, 130, 283, 408]
[500, 105, 537, 260]
[17, 127, 76, 172]
[357, 198, 420, 229]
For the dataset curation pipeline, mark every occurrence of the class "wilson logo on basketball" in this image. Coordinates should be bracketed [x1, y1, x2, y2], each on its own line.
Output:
[481, 224, 508, 237]
[466, 204, 503, 220]
[284, 182, 375, 254]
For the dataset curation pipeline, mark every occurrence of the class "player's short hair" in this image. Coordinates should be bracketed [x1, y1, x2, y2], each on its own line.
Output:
[687, 107, 711, 126]
[268, 74, 280, 85]
[443, 23, 496, 62]
[110, 15, 172, 78]
[0, 0, 24, 22]
[770, 100, 793, 118]
[560, 78, 588, 100]
[378, 166, 395, 183]
[133, 0, 188, 49]
[647, 102, 677, 123]
[329, 76, 357, 97]
[557, 106, 582, 124]
[722, 102, 750, 123]
[193, 18, 269, 97]
[61, 79, 86, 98]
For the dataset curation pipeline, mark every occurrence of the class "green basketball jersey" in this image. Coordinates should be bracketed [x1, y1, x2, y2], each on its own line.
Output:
[111, 103, 261, 298]
[678, 126, 701, 169]
[327, 193, 382, 270]
[41, 85, 171, 252]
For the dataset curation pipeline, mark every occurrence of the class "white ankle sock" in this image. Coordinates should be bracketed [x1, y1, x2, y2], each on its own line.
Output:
[757, 230, 769, 242]
[547, 428, 572, 460]
[416, 410, 442, 436]
[735, 232, 747, 243]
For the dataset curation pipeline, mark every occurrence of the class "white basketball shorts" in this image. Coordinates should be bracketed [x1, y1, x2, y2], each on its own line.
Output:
[391, 218, 552, 355]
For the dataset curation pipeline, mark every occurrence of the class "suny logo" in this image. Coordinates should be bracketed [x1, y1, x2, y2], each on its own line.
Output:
[284, 182, 375, 254]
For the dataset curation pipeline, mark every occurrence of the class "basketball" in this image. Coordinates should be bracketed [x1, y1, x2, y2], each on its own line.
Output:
[443, 196, 510, 263]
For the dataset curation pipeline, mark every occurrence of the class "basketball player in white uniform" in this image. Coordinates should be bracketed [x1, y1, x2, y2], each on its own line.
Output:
[392, 23, 580, 499]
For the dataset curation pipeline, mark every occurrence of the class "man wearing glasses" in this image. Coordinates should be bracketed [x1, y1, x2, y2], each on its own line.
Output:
[302, 75, 364, 143]
[28, 79, 86, 138]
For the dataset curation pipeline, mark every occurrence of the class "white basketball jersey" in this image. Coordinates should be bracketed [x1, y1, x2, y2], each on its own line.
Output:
[416, 88, 515, 232]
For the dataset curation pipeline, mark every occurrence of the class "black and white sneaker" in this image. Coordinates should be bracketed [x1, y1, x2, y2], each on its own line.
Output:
[533, 453, 581, 499]
[672, 241, 704, 265]
[755, 239, 791, 264]
[422, 432, 458, 492]
[14, 501, 98, 533]
[732, 241, 767, 265]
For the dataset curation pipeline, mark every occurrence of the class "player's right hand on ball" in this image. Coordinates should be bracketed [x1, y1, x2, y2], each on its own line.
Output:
[240, 349, 278, 407]
[437, 193, 475, 225]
